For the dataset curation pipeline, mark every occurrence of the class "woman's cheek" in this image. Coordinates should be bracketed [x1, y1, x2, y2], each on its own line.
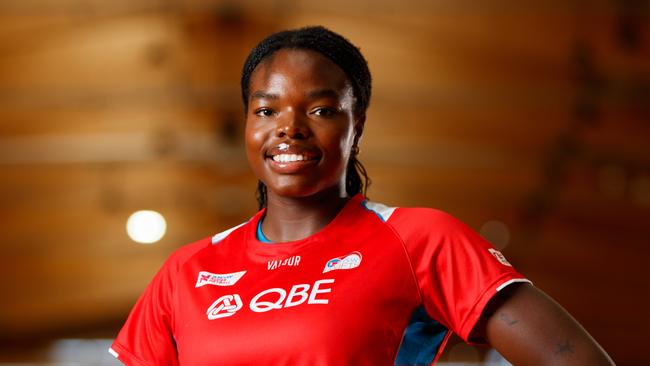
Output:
[244, 122, 268, 173]
[336, 127, 356, 157]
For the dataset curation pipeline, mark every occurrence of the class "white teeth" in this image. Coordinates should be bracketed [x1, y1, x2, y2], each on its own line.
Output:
[272, 154, 307, 163]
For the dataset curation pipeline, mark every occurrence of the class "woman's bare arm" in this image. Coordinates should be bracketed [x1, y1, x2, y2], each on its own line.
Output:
[472, 283, 615, 365]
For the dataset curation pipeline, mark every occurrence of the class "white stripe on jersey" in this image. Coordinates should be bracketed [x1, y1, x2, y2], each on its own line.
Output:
[496, 278, 533, 292]
[212, 221, 248, 245]
[362, 200, 397, 222]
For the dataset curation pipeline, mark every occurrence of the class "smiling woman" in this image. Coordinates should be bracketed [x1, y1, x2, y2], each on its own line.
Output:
[245, 48, 360, 217]
[109, 26, 614, 366]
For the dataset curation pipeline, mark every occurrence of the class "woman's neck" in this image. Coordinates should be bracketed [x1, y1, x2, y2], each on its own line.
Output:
[262, 187, 350, 243]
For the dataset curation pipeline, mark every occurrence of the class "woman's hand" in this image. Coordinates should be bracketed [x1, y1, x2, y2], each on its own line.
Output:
[472, 283, 615, 365]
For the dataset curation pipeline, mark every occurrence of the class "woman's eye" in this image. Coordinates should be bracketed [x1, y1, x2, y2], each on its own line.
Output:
[312, 107, 336, 117]
[254, 108, 274, 117]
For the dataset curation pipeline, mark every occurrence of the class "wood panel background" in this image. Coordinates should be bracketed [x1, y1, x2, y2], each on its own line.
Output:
[0, 0, 648, 364]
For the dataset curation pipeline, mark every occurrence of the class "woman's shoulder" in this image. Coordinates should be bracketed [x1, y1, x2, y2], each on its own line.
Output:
[361, 198, 482, 254]
[362, 197, 462, 230]
[163, 220, 251, 270]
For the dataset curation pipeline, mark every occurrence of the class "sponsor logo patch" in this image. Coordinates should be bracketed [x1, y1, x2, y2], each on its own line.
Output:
[323, 251, 362, 273]
[249, 279, 334, 313]
[195, 270, 246, 288]
[206, 294, 243, 319]
[267, 255, 301, 271]
[206, 279, 334, 320]
[488, 248, 512, 267]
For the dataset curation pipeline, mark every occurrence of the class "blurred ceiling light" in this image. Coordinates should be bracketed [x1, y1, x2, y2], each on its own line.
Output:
[480, 220, 510, 250]
[126, 210, 167, 244]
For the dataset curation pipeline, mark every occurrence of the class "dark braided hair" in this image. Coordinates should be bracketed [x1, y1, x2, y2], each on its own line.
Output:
[241, 25, 372, 209]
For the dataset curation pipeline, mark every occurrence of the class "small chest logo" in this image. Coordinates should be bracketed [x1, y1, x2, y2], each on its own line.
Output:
[206, 294, 243, 319]
[195, 270, 246, 287]
[267, 255, 301, 271]
[488, 248, 512, 267]
[323, 251, 362, 273]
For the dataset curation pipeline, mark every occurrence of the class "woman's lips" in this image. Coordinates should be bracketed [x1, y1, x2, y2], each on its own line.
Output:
[266, 153, 319, 174]
[265, 144, 321, 174]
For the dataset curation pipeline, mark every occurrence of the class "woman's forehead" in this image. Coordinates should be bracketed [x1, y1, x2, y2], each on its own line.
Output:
[249, 49, 353, 96]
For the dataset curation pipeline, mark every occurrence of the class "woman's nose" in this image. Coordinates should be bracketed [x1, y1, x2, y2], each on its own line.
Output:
[275, 112, 311, 139]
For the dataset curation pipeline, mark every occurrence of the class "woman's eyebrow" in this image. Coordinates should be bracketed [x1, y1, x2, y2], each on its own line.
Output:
[251, 91, 279, 100]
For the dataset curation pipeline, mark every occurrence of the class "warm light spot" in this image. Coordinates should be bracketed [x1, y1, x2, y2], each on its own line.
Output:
[126, 210, 167, 244]
[480, 220, 510, 250]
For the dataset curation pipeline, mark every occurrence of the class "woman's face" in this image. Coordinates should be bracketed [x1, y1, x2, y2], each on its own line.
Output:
[245, 48, 362, 199]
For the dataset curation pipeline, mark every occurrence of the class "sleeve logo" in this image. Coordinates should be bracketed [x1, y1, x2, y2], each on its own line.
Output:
[488, 248, 512, 267]
[323, 251, 362, 273]
[196, 270, 246, 287]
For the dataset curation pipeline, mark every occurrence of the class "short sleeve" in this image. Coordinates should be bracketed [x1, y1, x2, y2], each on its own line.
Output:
[389, 208, 531, 343]
[109, 257, 180, 366]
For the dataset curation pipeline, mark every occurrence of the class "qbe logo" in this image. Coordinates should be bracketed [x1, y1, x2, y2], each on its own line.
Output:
[206, 279, 334, 320]
[206, 294, 243, 319]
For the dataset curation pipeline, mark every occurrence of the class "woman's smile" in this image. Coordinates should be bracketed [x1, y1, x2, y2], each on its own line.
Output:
[265, 141, 322, 174]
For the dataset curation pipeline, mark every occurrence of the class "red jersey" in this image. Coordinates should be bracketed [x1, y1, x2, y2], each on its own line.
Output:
[110, 194, 529, 365]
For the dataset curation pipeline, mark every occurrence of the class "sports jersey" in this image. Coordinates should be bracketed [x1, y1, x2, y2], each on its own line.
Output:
[109, 194, 530, 365]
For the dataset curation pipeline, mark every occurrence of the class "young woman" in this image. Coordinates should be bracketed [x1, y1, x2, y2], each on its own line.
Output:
[110, 26, 614, 365]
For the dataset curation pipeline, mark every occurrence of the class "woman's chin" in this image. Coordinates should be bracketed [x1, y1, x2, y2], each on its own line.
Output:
[266, 185, 321, 199]
[265, 180, 343, 200]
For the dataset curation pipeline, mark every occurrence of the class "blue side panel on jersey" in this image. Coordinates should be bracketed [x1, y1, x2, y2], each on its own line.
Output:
[395, 306, 449, 366]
